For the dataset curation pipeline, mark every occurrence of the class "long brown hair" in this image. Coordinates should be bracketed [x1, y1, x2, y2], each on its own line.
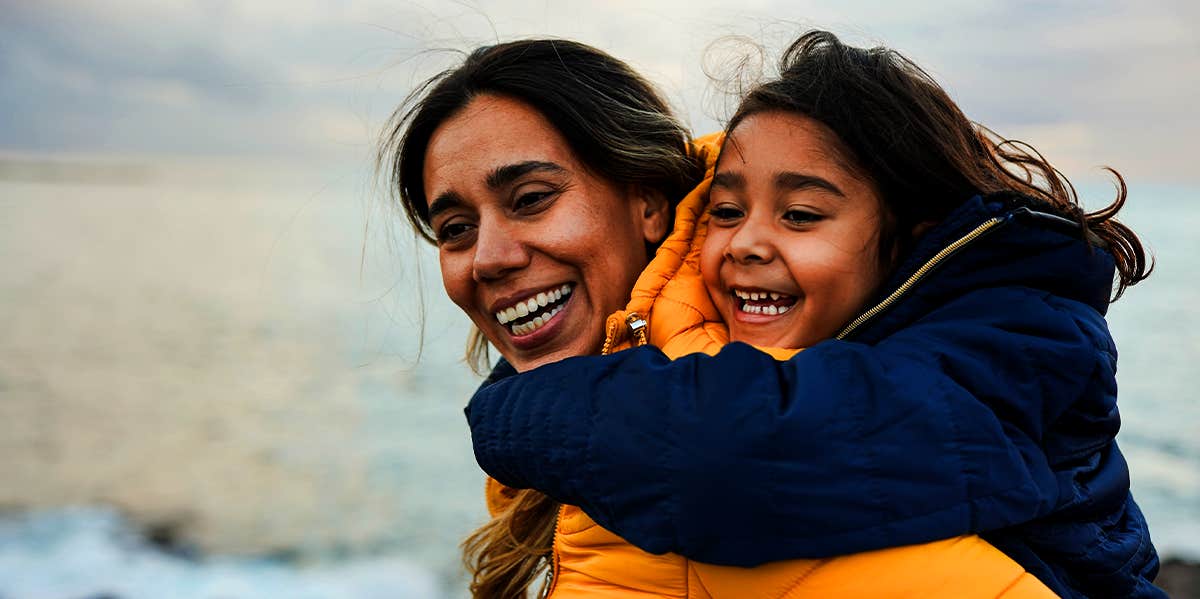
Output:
[378, 39, 700, 597]
[728, 31, 1151, 299]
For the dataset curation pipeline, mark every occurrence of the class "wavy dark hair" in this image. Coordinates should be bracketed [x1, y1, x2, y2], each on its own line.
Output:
[727, 30, 1151, 299]
[378, 38, 701, 599]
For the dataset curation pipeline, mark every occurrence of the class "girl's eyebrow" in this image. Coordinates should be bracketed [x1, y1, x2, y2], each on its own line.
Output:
[711, 171, 744, 190]
[711, 170, 845, 198]
[775, 171, 845, 197]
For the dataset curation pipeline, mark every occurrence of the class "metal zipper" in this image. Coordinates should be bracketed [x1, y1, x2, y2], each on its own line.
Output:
[600, 312, 648, 355]
[625, 312, 648, 347]
[545, 314, 644, 596]
[835, 216, 1007, 340]
[540, 504, 565, 598]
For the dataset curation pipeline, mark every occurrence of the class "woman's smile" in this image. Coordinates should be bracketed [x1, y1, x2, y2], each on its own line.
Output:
[493, 283, 573, 339]
[422, 95, 667, 371]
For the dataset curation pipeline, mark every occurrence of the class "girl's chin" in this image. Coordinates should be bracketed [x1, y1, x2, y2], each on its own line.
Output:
[728, 319, 806, 349]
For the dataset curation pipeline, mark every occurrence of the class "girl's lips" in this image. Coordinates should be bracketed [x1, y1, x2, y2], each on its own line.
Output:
[732, 287, 798, 320]
[733, 305, 794, 325]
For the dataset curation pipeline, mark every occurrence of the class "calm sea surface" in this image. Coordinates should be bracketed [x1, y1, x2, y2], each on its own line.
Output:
[0, 172, 1196, 597]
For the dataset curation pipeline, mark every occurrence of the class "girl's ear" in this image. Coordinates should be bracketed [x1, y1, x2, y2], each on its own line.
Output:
[635, 187, 671, 245]
[911, 220, 937, 240]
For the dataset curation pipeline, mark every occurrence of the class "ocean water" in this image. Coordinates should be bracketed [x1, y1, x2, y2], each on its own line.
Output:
[0, 171, 1196, 597]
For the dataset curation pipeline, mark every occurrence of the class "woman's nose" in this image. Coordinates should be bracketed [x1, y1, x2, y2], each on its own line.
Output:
[472, 218, 531, 281]
[725, 220, 775, 264]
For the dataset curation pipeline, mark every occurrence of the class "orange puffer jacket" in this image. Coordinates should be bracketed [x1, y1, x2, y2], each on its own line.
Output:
[484, 134, 1054, 598]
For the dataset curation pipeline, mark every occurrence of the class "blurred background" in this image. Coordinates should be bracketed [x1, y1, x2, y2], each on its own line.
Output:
[1, 1, 1197, 597]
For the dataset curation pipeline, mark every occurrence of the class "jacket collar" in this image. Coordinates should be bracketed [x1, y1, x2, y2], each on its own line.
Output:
[849, 193, 1116, 344]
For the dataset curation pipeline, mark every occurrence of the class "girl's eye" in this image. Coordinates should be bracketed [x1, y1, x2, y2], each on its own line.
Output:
[707, 205, 744, 222]
[435, 221, 475, 245]
[513, 190, 556, 212]
[783, 209, 823, 225]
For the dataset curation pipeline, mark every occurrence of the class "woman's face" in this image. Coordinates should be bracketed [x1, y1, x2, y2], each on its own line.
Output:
[701, 111, 888, 348]
[423, 94, 669, 372]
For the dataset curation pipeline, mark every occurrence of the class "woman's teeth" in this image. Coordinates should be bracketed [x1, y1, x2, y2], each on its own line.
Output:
[733, 289, 795, 315]
[495, 284, 573, 335]
[510, 304, 565, 336]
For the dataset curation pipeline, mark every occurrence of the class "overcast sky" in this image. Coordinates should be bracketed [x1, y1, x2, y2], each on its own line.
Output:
[1, 0, 1197, 186]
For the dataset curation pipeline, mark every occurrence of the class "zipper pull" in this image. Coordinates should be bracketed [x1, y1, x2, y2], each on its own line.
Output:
[626, 312, 648, 347]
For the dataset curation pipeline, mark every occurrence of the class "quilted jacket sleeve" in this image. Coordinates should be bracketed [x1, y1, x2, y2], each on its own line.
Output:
[466, 286, 1121, 566]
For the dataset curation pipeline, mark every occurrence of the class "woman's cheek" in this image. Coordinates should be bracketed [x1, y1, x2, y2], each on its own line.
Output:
[439, 252, 475, 313]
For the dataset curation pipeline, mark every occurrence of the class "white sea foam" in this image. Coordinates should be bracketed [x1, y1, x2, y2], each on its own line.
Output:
[0, 507, 441, 599]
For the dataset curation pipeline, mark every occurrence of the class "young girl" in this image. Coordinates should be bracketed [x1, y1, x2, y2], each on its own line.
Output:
[467, 31, 1163, 598]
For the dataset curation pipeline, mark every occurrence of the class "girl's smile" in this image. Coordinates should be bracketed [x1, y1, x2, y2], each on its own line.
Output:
[701, 111, 890, 349]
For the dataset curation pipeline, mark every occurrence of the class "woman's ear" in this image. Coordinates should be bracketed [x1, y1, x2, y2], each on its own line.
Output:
[635, 187, 671, 245]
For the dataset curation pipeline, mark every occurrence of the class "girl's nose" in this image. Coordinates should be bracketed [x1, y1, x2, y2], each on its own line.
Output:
[725, 219, 775, 264]
[472, 218, 531, 281]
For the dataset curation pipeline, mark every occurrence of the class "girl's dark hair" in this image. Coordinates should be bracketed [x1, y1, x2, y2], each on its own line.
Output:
[728, 30, 1150, 300]
[377, 38, 701, 599]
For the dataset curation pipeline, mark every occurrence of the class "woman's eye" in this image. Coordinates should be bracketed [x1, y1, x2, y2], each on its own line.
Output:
[783, 209, 823, 225]
[513, 190, 555, 212]
[435, 221, 475, 245]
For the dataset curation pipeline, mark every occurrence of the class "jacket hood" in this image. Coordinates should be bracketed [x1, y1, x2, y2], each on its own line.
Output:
[850, 193, 1117, 345]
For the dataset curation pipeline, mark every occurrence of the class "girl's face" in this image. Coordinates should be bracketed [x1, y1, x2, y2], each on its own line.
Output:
[701, 111, 889, 348]
[424, 94, 669, 372]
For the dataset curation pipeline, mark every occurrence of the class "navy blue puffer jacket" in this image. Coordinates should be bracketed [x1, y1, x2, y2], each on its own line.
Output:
[467, 193, 1164, 598]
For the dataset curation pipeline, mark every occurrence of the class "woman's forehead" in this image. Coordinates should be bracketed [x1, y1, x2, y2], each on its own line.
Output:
[424, 95, 579, 188]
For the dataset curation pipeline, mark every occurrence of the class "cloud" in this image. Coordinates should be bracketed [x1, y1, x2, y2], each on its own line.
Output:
[0, 0, 1196, 183]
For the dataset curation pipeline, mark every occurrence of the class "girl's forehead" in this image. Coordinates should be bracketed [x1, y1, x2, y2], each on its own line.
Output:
[717, 113, 861, 183]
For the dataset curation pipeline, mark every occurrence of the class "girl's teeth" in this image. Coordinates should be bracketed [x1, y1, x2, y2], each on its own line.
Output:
[537, 292, 548, 307]
[740, 303, 791, 316]
[515, 302, 529, 318]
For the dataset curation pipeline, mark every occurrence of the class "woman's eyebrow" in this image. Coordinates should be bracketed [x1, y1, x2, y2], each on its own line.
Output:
[775, 171, 845, 197]
[427, 161, 567, 221]
[428, 192, 464, 221]
[486, 160, 567, 189]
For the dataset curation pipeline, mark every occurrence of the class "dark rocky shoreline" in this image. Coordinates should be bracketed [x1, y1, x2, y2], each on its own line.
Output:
[1158, 557, 1200, 598]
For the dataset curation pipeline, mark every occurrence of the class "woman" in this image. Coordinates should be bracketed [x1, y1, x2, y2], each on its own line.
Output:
[464, 32, 1162, 599]
[382, 38, 1051, 598]
[381, 38, 700, 597]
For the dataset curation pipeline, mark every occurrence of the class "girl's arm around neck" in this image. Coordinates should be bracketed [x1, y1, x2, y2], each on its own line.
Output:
[466, 285, 1124, 566]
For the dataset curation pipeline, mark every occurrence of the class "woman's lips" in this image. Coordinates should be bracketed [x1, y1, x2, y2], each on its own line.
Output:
[494, 283, 574, 335]
[507, 288, 576, 350]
